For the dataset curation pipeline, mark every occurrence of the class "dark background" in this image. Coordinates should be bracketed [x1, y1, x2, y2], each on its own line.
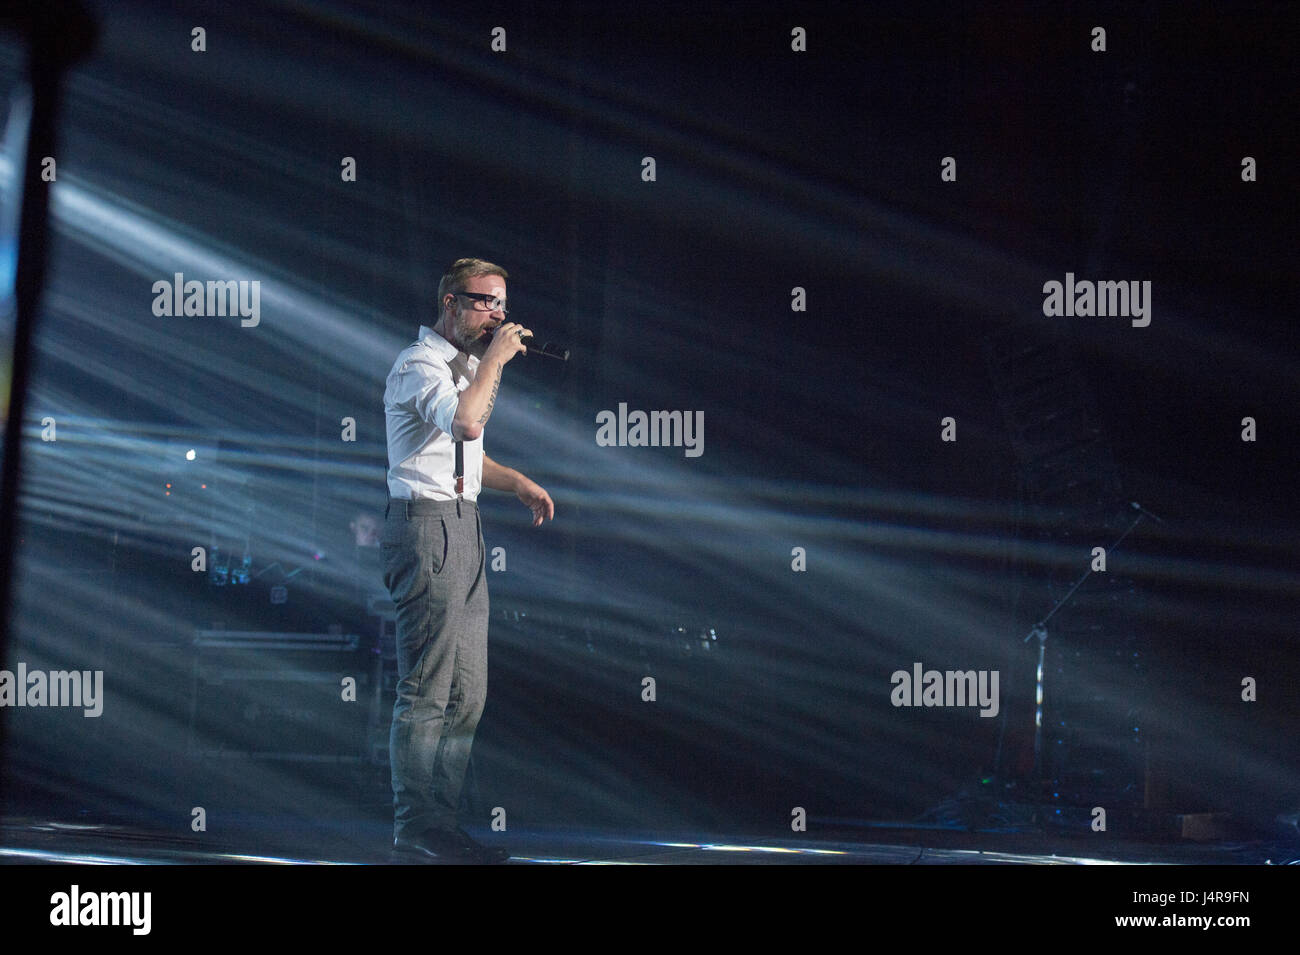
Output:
[0, 0, 1295, 836]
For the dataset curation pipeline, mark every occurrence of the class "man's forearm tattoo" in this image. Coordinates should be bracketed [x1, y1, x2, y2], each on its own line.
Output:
[477, 367, 502, 425]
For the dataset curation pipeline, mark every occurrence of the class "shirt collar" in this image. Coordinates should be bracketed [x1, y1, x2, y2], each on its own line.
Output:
[418, 324, 458, 360]
[418, 324, 480, 371]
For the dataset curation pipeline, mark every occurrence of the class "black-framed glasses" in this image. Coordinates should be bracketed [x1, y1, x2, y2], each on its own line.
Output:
[453, 291, 508, 314]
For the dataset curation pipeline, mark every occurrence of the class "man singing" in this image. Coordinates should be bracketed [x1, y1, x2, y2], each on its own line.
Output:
[382, 257, 554, 863]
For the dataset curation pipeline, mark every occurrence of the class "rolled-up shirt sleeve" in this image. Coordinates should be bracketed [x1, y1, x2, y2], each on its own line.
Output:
[391, 358, 460, 435]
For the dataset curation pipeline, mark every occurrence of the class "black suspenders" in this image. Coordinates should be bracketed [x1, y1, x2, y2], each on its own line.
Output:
[449, 353, 465, 499]
[454, 439, 464, 498]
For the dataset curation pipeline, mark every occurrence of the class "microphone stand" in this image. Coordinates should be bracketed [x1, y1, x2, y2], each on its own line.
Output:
[1017, 504, 1157, 782]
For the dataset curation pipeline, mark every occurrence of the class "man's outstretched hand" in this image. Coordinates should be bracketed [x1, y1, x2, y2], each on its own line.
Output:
[516, 477, 554, 527]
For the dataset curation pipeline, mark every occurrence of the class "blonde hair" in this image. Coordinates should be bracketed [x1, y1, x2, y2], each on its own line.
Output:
[436, 257, 508, 317]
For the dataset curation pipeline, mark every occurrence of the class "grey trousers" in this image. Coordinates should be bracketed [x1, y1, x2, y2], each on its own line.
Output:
[381, 497, 489, 840]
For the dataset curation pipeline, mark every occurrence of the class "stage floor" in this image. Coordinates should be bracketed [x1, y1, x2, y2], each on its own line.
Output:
[2, 816, 1291, 865]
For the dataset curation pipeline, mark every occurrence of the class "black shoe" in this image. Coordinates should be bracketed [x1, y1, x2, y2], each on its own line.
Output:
[392, 827, 509, 864]
[441, 827, 510, 864]
[392, 828, 453, 861]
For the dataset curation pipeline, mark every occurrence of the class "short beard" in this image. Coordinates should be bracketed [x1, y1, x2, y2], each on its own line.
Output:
[461, 323, 492, 358]
[446, 307, 487, 356]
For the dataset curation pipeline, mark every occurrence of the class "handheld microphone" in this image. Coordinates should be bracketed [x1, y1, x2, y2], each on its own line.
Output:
[517, 335, 569, 361]
[482, 326, 568, 361]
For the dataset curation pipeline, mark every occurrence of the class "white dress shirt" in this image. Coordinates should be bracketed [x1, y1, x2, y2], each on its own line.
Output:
[384, 325, 483, 501]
